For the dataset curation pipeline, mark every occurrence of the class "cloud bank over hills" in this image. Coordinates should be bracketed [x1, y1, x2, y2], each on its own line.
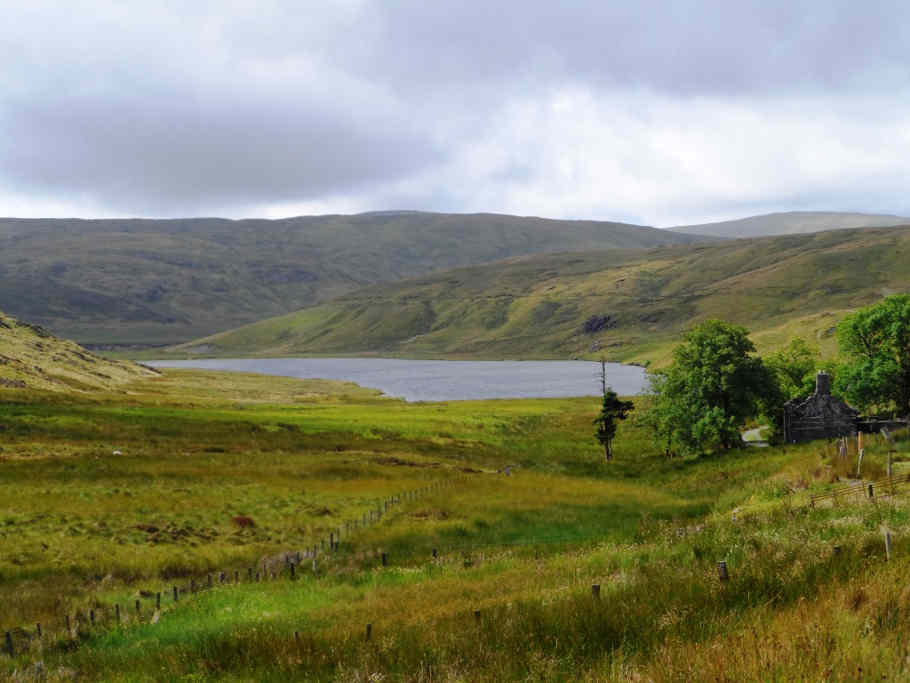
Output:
[2, 1, 910, 224]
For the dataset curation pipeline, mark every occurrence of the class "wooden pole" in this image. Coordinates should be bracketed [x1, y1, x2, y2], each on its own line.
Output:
[5, 631, 12, 656]
[135, 599, 141, 616]
[381, 552, 387, 567]
[885, 530, 892, 561]
[173, 585, 179, 602]
[115, 604, 120, 623]
[156, 592, 161, 610]
[717, 560, 729, 582]
[365, 623, 372, 641]
[591, 584, 601, 600]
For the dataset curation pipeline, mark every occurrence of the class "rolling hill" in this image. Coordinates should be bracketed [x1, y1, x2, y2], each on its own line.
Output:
[669, 211, 909, 239]
[170, 225, 910, 364]
[0, 212, 702, 347]
[0, 310, 157, 391]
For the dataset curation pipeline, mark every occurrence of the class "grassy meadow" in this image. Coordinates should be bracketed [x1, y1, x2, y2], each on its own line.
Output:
[1, 368, 909, 680]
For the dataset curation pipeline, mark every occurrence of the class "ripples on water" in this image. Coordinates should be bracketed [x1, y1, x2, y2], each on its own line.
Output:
[148, 358, 648, 402]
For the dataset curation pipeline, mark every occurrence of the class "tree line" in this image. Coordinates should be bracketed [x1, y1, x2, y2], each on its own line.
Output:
[595, 293, 910, 458]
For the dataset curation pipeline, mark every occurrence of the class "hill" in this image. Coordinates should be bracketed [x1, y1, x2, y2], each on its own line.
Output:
[0, 310, 156, 391]
[0, 212, 702, 347]
[172, 225, 910, 363]
[669, 210, 909, 238]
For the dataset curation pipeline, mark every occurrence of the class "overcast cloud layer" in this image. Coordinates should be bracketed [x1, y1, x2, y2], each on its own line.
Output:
[2, 0, 910, 225]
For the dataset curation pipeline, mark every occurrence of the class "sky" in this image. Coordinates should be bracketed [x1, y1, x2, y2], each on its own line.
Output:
[2, 0, 910, 227]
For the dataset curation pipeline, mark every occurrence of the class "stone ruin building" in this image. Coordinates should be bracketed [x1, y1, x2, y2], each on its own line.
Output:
[783, 371, 859, 443]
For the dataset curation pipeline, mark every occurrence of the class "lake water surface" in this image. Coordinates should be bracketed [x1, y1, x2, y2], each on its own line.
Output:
[148, 358, 648, 402]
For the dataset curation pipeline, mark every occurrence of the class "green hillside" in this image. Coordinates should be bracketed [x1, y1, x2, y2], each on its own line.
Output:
[173, 225, 910, 364]
[0, 212, 701, 347]
[0, 310, 156, 391]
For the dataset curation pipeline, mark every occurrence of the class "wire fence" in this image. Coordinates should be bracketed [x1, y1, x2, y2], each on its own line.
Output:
[1, 472, 473, 659]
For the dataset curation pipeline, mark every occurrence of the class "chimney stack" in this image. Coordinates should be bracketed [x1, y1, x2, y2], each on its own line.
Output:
[815, 370, 831, 396]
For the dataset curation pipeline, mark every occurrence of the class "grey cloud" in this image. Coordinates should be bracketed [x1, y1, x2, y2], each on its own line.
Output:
[2, 1, 910, 218]
[1, 82, 440, 213]
[236, 1, 910, 95]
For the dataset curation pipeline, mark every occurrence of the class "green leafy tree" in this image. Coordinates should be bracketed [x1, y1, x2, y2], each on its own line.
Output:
[645, 320, 781, 455]
[594, 359, 634, 462]
[765, 337, 820, 400]
[835, 294, 910, 416]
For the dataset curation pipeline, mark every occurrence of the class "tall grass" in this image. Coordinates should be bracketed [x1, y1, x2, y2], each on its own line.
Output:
[1, 370, 908, 680]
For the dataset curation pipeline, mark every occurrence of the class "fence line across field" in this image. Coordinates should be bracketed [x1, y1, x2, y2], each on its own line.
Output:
[1, 472, 472, 658]
[5, 452, 909, 661]
[809, 472, 910, 507]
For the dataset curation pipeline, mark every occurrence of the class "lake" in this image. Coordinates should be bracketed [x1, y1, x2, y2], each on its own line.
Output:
[148, 358, 649, 402]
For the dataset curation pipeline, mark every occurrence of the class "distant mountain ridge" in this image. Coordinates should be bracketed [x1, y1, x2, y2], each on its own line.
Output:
[0, 212, 703, 346]
[669, 211, 910, 238]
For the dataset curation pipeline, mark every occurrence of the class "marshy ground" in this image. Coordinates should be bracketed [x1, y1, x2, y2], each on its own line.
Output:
[1, 369, 908, 681]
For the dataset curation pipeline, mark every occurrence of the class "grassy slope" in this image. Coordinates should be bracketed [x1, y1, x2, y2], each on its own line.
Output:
[0, 310, 156, 391]
[1, 371, 910, 680]
[0, 212, 701, 346]
[173, 225, 910, 365]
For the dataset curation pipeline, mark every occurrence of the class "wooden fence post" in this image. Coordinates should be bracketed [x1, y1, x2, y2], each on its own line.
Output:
[591, 584, 601, 600]
[135, 599, 141, 616]
[115, 604, 120, 623]
[290, 563, 296, 580]
[5, 631, 12, 656]
[868, 483, 875, 499]
[173, 585, 179, 602]
[365, 623, 372, 641]
[90, 609, 95, 625]
[381, 552, 387, 567]
[717, 560, 729, 582]
[156, 592, 161, 610]
[65, 614, 71, 633]
[35, 623, 41, 638]
[884, 530, 892, 561]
